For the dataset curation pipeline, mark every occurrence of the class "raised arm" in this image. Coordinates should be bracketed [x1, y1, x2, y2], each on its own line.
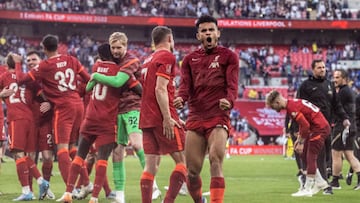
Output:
[91, 71, 130, 88]
[12, 53, 35, 85]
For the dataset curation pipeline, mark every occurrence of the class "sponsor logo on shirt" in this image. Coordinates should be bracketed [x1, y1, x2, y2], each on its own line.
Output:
[208, 55, 220, 69]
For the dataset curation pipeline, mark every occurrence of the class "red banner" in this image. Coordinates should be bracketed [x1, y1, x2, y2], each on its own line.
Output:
[234, 100, 285, 136]
[1, 10, 360, 29]
[228, 145, 283, 155]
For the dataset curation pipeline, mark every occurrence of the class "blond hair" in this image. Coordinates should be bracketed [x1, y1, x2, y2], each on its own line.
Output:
[265, 90, 280, 107]
[108, 32, 128, 46]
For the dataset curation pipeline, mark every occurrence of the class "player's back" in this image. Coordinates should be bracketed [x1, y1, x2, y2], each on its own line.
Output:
[85, 60, 122, 124]
[140, 50, 177, 128]
[37, 54, 85, 106]
[287, 99, 328, 132]
[0, 71, 33, 121]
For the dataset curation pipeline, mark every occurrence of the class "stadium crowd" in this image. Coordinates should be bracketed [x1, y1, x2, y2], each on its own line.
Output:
[1, 32, 360, 92]
[1, 0, 360, 19]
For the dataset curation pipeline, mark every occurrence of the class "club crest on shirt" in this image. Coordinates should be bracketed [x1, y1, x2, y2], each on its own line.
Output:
[208, 55, 220, 69]
[166, 64, 172, 74]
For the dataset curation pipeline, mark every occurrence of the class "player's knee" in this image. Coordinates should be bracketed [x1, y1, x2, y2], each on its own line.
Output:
[132, 143, 142, 151]
[208, 150, 224, 162]
[188, 171, 199, 179]
[42, 155, 53, 162]
[12, 151, 24, 160]
[187, 165, 201, 178]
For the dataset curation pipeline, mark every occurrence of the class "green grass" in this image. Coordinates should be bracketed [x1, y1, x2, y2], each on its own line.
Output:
[0, 155, 358, 202]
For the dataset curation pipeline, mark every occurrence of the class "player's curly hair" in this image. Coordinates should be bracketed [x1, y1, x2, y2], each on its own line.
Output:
[196, 15, 218, 29]
[97, 43, 112, 61]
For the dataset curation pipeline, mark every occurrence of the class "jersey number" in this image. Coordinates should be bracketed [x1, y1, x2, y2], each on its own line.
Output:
[54, 68, 76, 92]
[301, 100, 319, 112]
[91, 84, 108, 101]
[9, 83, 26, 104]
[141, 68, 148, 82]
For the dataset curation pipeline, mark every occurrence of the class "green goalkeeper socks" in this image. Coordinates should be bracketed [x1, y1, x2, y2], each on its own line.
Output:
[113, 161, 126, 191]
[136, 149, 146, 169]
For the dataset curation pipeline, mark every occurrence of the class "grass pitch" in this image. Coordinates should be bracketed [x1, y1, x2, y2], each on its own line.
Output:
[0, 155, 358, 202]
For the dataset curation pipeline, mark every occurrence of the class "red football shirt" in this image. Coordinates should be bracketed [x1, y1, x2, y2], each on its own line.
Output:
[139, 50, 179, 128]
[0, 71, 33, 121]
[177, 46, 239, 121]
[117, 52, 142, 114]
[0, 66, 7, 121]
[286, 99, 330, 138]
[83, 60, 124, 135]
[25, 81, 44, 125]
[15, 54, 90, 106]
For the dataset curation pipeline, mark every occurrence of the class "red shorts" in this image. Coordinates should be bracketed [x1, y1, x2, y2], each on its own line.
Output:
[8, 119, 36, 152]
[36, 118, 54, 151]
[53, 103, 84, 145]
[186, 116, 230, 140]
[143, 126, 185, 155]
[80, 119, 117, 149]
[0, 117, 6, 141]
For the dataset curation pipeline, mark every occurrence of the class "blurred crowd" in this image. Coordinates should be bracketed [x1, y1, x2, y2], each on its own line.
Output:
[1, 33, 360, 91]
[1, 0, 359, 20]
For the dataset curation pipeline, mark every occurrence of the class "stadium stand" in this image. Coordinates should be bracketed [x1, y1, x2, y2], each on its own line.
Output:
[1, 0, 359, 19]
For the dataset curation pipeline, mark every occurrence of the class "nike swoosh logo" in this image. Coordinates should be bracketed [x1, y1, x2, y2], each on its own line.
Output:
[192, 58, 200, 61]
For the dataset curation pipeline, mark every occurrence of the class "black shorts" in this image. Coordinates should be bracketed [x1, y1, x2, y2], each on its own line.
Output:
[331, 124, 355, 151]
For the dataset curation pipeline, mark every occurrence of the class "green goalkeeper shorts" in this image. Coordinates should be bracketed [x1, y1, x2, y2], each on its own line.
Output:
[117, 110, 142, 145]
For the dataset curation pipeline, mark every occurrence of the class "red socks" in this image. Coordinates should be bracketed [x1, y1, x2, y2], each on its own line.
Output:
[210, 177, 225, 203]
[66, 156, 84, 193]
[164, 164, 187, 203]
[57, 148, 71, 183]
[16, 157, 29, 187]
[92, 160, 108, 198]
[140, 171, 154, 203]
[187, 176, 203, 203]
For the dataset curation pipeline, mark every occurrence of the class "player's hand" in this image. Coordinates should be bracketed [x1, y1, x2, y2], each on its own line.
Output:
[343, 119, 351, 127]
[40, 102, 51, 113]
[219, 98, 231, 110]
[163, 117, 181, 140]
[0, 86, 15, 98]
[85, 80, 96, 92]
[294, 139, 304, 154]
[174, 97, 184, 109]
[10, 53, 23, 63]
[179, 119, 186, 128]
